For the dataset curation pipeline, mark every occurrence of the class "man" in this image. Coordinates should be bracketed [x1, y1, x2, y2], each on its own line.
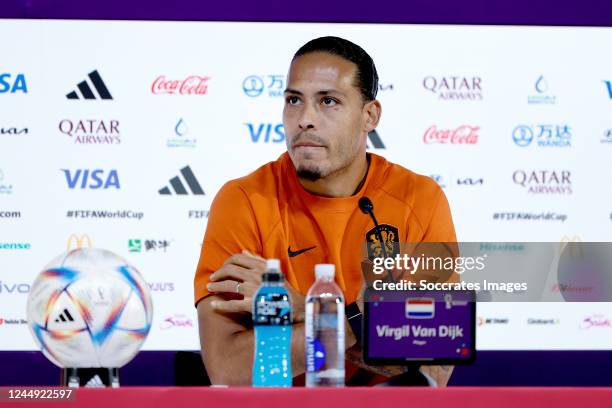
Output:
[194, 36, 457, 386]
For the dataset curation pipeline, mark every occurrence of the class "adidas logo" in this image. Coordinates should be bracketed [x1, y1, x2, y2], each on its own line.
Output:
[66, 70, 113, 100]
[55, 308, 75, 323]
[85, 374, 105, 388]
[159, 166, 204, 195]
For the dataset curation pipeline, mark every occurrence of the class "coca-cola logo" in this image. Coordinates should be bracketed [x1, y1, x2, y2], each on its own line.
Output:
[580, 315, 611, 330]
[151, 75, 210, 95]
[423, 125, 479, 144]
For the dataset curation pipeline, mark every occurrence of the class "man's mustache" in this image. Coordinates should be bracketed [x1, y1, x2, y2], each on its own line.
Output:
[291, 133, 327, 147]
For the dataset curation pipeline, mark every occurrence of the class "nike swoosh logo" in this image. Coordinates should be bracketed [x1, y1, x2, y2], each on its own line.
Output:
[288, 245, 316, 257]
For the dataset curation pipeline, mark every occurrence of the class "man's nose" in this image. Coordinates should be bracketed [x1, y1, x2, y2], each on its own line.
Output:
[298, 103, 317, 130]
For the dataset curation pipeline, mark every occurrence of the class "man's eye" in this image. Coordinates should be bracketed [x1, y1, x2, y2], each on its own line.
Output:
[286, 96, 300, 105]
[322, 97, 337, 106]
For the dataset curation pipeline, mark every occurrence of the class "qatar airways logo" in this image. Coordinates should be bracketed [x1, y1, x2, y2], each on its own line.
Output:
[151, 75, 210, 95]
[512, 170, 572, 195]
[423, 125, 479, 145]
[422, 76, 482, 100]
[59, 119, 120, 145]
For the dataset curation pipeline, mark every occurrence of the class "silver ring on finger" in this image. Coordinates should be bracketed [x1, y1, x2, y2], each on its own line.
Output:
[235, 282, 241, 294]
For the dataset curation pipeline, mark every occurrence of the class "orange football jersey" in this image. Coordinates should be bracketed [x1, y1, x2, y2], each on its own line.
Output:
[194, 152, 456, 305]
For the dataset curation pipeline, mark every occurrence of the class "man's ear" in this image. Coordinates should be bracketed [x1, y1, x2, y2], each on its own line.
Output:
[363, 99, 382, 133]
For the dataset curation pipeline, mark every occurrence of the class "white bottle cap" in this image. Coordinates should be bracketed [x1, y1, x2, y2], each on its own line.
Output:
[266, 258, 281, 271]
[315, 264, 335, 280]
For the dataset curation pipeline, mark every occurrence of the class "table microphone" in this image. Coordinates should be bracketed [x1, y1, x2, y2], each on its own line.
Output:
[358, 197, 395, 283]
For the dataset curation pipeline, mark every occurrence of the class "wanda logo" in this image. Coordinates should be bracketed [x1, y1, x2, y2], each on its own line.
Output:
[151, 75, 210, 95]
[423, 125, 479, 144]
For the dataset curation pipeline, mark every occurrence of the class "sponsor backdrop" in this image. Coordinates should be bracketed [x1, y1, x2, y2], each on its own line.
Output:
[1, 20, 611, 352]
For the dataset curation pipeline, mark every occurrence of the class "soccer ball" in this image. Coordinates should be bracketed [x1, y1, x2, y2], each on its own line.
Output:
[26, 248, 153, 368]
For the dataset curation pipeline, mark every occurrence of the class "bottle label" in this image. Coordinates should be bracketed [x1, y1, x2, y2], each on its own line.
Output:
[253, 293, 291, 326]
[306, 337, 326, 373]
[306, 304, 345, 374]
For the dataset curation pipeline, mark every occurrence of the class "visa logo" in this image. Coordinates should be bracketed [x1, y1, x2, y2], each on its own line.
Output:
[405, 298, 435, 319]
[246, 123, 285, 143]
[61, 169, 120, 189]
[0, 73, 28, 94]
[605, 80, 612, 99]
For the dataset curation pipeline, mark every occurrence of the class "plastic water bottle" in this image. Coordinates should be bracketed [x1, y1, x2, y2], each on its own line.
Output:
[252, 259, 292, 387]
[305, 264, 345, 387]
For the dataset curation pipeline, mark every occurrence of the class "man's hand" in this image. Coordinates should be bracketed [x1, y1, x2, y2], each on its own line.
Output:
[198, 252, 307, 385]
[206, 251, 305, 322]
[205, 251, 265, 314]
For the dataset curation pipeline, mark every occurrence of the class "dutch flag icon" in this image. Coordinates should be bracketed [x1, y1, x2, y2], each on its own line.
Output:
[405, 298, 435, 319]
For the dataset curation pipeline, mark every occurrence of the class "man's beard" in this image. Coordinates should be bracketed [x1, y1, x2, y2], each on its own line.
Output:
[296, 167, 322, 181]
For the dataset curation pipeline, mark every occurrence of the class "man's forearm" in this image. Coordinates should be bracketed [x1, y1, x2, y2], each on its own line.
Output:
[206, 323, 306, 385]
